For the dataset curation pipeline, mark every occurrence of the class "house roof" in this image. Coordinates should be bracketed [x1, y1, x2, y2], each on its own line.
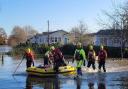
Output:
[42, 30, 68, 35]
[96, 29, 122, 36]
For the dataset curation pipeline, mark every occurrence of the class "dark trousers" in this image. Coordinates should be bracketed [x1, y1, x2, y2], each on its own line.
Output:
[77, 67, 82, 76]
[98, 60, 106, 72]
[54, 59, 66, 73]
[43, 56, 49, 66]
[26, 58, 34, 68]
[87, 60, 95, 70]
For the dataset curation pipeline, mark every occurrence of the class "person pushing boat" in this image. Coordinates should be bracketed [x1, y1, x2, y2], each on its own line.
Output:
[23, 48, 35, 68]
[43, 48, 53, 67]
[50, 46, 66, 73]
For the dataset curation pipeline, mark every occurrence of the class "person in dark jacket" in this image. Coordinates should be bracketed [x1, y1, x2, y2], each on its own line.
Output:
[23, 48, 34, 68]
[50, 46, 66, 73]
[98, 45, 107, 72]
[87, 45, 96, 70]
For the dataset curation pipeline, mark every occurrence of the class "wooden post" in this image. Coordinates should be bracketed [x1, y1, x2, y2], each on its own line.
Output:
[1, 53, 4, 64]
[48, 20, 50, 46]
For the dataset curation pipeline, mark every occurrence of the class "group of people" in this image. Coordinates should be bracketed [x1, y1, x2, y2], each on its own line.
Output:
[73, 42, 107, 76]
[23, 46, 66, 73]
[23, 42, 107, 75]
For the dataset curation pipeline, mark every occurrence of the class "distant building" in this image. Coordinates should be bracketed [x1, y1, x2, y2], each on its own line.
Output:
[68, 32, 95, 46]
[27, 30, 69, 45]
[94, 29, 128, 47]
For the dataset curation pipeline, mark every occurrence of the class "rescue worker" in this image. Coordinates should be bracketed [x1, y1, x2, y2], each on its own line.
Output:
[87, 45, 96, 70]
[43, 49, 53, 66]
[50, 46, 66, 73]
[98, 45, 107, 72]
[73, 42, 86, 76]
[23, 48, 34, 68]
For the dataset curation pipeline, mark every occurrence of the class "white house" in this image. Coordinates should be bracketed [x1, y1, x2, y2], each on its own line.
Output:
[94, 29, 128, 47]
[27, 30, 69, 45]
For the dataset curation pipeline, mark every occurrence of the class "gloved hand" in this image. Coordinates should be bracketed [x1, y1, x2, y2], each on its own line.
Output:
[72, 58, 75, 63]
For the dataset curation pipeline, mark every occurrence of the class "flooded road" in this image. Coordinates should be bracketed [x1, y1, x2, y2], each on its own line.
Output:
[0, 55, 128, 89]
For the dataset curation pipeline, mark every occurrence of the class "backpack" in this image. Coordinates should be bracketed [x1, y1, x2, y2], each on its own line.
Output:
[88, 50, 95, 61]
[75, 50, 82, 60]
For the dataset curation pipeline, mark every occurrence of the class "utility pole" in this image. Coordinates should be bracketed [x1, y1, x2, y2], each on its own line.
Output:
[48, 20, 50, 46]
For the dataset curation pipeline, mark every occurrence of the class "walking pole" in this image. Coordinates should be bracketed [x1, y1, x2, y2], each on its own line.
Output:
[13, 57, 24, 75]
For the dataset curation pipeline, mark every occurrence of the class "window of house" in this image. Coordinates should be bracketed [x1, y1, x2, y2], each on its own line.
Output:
[55, 37, 57, 42]
[40, 38, 41, 43]
[51, 37, 54, 42]
[42, 39, 44, 43]
[100, 37, 107, 46]
[113, 39, 119, 44]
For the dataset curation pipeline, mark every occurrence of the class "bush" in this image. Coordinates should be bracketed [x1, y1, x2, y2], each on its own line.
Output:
[60, 44, 126, 58]
[60, 44, 75, 56]
[9, 43, 127, 58]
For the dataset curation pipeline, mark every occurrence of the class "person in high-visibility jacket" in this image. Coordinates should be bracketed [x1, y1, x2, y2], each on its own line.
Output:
[73, 42, 86, 76]
[23, 48, 34, 68]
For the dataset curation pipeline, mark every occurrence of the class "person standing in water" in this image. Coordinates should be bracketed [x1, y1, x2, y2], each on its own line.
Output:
[50, 46, 66, 73]
[23, 48, 35, 68]
[73, 42, 86, 76]
[87, 45, 96, 70]
[43, 49, 53, 66]
[98, 45, 107, 72]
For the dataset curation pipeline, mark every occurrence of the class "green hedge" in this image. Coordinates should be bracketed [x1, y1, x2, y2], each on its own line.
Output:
[60, 44, 127, 58]
[9, 43, 128, 58]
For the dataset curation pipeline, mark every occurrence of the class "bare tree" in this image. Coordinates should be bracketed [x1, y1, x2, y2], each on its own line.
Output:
[8, 26, 26, 46]
[8, 25, 38, 46]
[70, 26, 80, 44]
[97, 1, 128, 58]
[23, 25, 38, 40]
[0, 27, 7, 45]
[70, 21, 90, 45]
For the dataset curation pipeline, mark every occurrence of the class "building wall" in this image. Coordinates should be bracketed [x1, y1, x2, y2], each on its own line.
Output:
[94, 35, 128, 47]
[28, 30, 69, 45]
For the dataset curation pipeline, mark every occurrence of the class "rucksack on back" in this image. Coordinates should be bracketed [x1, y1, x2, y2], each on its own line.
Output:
[75, 50, 83, 60]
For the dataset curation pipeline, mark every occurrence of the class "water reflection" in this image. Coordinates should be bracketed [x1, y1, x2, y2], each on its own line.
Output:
[86, 73, 106, 89]
[98, 83, 106, 89]
[75, 78, 82, 89]
[0, 54, 4, 65]
[97, 73, 106, 89]
[26, 75, 60, 89]
[88, 82, 94, 89]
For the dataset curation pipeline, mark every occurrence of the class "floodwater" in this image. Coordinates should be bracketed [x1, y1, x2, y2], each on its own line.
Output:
[0, 55, 128, 89]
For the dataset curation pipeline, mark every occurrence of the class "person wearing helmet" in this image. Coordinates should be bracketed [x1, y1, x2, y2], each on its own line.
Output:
[98, 45, 107, 72]
[23, 48, 34, 68]
[50, 46, 66, 73]
[43, 48, 53, 67]
[87, 45, 96, 70]
[73, 42, 86, 76]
